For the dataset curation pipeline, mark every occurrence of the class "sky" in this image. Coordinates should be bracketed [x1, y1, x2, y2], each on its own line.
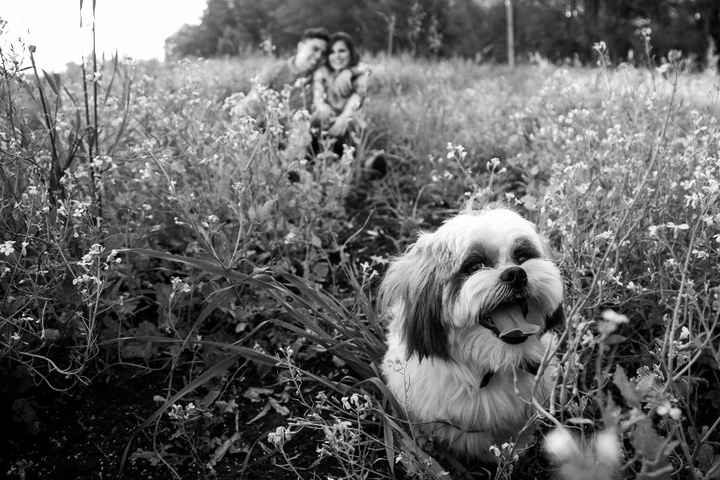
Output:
[1, 1, 207, 72]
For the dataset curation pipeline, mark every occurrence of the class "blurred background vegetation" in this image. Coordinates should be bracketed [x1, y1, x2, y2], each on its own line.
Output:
[165, 0, 720, 69]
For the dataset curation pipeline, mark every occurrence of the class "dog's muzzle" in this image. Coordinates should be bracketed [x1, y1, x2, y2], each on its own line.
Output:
[479, 267, 541, 344]
[499, 266, 527, 288]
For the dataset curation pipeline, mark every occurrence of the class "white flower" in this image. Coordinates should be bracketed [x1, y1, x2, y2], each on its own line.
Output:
[170, 277, 191, 294]
[594, 428, 621, 465]
[656, 401, 671, 416]
[268, 426, 292, 446]
[602, 309, 629, 324]
[0, 240, 15, 256]
[79, 244, 105, 267]
[679, 326, 690, 341]
[284, 231, 297, 244]
[544, 426, 580, 462]
[168, 404, 185, 420]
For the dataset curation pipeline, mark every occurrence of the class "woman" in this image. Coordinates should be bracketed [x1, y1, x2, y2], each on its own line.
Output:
[310, 32, 370, 159]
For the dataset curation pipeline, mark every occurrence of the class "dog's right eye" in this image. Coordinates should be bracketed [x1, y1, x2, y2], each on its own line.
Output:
[460, 258, 486, 275]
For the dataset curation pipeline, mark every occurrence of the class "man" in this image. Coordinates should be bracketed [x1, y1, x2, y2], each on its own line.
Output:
[238, 28, 336, 119]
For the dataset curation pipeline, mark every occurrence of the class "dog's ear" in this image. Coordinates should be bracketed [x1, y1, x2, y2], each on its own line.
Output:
[546, 303, 565, 331]
[379, 235, 450, 361]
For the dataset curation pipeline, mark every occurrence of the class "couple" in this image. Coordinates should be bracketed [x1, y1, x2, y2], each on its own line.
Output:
[242, 28, 384, 176]
[309, 29, 368, 160]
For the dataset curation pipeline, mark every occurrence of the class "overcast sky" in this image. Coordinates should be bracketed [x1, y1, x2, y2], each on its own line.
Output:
[2, 0, 206, 72]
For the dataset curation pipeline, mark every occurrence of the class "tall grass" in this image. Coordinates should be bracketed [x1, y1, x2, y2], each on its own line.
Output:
[2, 22, 720, 478]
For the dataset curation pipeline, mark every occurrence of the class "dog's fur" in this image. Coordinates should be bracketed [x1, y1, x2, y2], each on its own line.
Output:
[380, 208, 564, 461]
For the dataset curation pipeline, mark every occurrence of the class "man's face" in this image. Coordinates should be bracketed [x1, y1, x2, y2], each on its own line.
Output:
[295, 38, 327, 73]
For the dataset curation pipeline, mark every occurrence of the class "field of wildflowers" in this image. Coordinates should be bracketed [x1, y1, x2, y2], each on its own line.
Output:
[2, 37, 720, 479]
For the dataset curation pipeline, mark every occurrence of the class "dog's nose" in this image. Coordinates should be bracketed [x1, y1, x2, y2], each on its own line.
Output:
[500, 266, 527, 288]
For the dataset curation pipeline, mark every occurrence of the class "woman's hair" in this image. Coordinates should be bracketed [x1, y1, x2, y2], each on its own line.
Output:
[329, 32, 360, 69]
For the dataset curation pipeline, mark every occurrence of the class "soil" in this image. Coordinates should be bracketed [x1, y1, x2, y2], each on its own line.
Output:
[1, 362, 339, 480]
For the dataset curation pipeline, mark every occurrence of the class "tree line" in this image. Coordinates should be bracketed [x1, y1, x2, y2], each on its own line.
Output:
[165, 0, 720, 68]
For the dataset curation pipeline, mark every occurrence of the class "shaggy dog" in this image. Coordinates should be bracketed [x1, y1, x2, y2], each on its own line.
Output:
[380, 208, 564, 461]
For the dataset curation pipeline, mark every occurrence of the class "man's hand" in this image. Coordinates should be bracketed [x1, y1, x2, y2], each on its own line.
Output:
[328, 115, 350, 137]
[314, 103, 334, 124]
[334, 69, 353, 97]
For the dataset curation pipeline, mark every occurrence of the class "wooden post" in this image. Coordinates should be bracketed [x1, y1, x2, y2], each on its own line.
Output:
[376, 10, 396, 57]
[505, 0, 515, 67]
[388, 13, 396, 56]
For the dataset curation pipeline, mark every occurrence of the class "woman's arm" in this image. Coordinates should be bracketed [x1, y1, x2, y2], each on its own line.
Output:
[350, 63, 371, 96]
[327, 91, 364, 136]
[327, 64, 371, 136]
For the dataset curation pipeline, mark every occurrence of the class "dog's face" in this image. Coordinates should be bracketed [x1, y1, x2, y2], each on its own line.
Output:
[380, 208, 564, 363]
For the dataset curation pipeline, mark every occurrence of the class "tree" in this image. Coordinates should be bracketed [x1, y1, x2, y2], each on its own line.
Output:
[163, 0, 720, 71]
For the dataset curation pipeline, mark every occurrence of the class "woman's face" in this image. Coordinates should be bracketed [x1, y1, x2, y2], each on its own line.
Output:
[329, 40, 351, 71]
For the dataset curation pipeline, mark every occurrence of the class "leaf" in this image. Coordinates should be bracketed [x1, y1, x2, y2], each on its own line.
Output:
[696, 444, 715, 471]
[200, 389, 221, 409]
[246, 403, 271, 424]
[119, 248, 252, 284]
[42, 70, 61, 97]
[311, 261, 330, 281]
[268, 397, 289, 416]
[636, 372, 658, 397]
[613, 365, 641, 407]
[120, 343, 153, 360]
[120, 321, 161, 359]
[207, 432, 242, 469]
[42, 328, 61, 342]
[706, 455, 720, 479]
[137, 354, 241, 431]
[604, 334, 627, 345]
[257, 199, 275, 220]
[243, 387, 273, 402]
[381, 412, 396, 476]
[632, 417, 673, 464]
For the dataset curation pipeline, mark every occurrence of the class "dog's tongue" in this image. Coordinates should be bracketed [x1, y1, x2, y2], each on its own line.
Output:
[489, 304, 541, 337]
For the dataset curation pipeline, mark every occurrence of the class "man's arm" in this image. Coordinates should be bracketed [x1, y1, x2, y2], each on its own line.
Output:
[233, 61, 287, 118]
[312, 67, 334, 124]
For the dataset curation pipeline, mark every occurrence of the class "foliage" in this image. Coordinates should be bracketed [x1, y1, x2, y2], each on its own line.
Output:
[3, 21, 720, 480]
[164, 0, 720, 69]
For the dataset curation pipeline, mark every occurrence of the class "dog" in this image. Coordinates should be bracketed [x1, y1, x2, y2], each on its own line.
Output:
[380, 208, 564, 462]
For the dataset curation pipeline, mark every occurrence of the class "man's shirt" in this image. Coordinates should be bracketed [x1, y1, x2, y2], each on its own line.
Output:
[257, 57, 314, 113]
